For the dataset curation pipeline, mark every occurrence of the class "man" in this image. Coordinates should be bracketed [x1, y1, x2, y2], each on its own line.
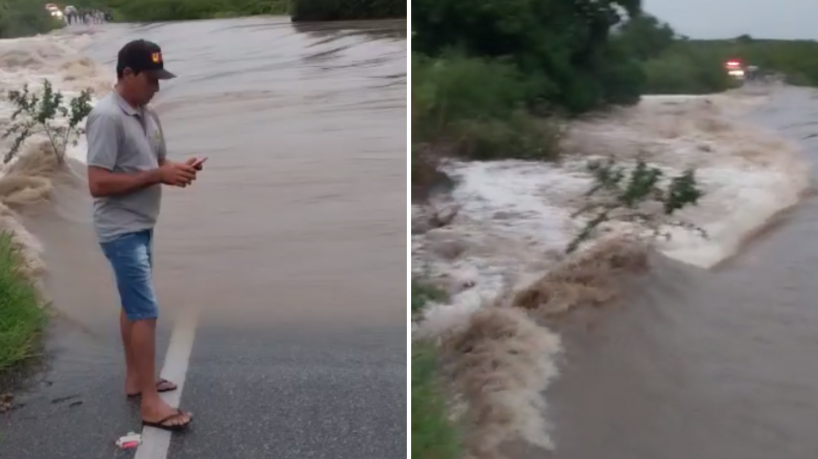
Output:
[64, 5, 76, 25]
[86, 39, 205, 432]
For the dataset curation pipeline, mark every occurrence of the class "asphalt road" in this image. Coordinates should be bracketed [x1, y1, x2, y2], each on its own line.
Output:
[1, 318, 406, 459]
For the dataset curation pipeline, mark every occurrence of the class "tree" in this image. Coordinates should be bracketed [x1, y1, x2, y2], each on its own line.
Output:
[613, 12, 676, 60]
[412, 0, 646, 113]
[735, 34, 753, 44]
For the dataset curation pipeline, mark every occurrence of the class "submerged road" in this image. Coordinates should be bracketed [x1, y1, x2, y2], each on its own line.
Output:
[538, 87, 818, 459]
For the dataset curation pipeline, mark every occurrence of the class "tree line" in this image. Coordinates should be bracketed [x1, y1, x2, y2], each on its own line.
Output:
[74, 0, 404, 22]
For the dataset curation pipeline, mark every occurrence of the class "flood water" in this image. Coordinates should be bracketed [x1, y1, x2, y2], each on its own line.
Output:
[0, 17, 406, 459]
[537, 86, 818, 459]
[37, 18, 407, 331]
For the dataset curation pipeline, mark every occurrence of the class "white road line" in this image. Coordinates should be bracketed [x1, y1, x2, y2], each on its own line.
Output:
[135, 310, 199, 459]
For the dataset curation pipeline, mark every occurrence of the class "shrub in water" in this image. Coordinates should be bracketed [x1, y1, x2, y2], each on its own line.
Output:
[3, 79, 93, 164]
[567, 158, 705, 254]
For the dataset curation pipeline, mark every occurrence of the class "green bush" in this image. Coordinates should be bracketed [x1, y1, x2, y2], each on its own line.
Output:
[612, 13, 676, 61]
[412, 53, 538, 140]
[668, 38, 818, 87]
[290, 0, 405, 21]
[451, 112, 560, 161]
[413, 53, 560, 161]
[641, 47, 737, 94]
[0, 0, 64, 38]
[413, 0, 644, 114]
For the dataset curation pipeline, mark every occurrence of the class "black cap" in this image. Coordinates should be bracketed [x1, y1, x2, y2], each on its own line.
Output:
[117, 39, 176, 80]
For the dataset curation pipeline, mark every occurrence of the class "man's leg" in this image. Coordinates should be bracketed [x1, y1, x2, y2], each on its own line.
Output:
[118, 230, 176, 396]
[101, 230, 191, 427]
[131, 317, 173, 421]
[121, 309, 138, 394]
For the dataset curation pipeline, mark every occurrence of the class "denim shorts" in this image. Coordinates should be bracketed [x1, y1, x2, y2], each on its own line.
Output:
[99, 229, 158, 321]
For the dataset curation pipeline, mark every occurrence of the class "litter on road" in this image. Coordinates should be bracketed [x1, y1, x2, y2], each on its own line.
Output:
[115, 432, 142, 449]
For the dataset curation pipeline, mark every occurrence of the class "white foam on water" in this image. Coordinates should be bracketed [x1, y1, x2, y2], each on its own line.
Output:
[564, 92, 809, 268]
[0, 31, 112, 165]
[412, 90, 811, 456]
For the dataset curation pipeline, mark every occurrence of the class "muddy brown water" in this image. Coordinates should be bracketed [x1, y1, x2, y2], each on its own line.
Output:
[29, 18, 406, 334]
[527, 86, 818, 459]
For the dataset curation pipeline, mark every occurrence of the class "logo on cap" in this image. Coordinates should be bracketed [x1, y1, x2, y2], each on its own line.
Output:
[151, 52, 162, 64]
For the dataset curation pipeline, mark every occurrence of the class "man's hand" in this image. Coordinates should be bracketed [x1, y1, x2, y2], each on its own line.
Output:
[185, 156, 208, 171]
[158, 162, 197, 187]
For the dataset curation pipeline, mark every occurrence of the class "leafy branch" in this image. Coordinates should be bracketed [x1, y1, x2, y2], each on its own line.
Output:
[3, 79, 93, 165]
[566, 157, 706, 253]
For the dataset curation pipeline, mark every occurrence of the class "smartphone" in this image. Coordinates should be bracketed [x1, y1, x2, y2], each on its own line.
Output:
[191, 157, 208, 169]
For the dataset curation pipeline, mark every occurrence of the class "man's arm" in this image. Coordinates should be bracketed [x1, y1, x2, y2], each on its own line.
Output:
[87, 167, 162, 198]
[86, 111, 162, 198]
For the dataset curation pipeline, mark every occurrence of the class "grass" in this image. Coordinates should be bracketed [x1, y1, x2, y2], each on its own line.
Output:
[412, 341, 461, 459]
[0, 233, 45, 376]
[411, 281, 461, 459]
[411, 280, 446, 313]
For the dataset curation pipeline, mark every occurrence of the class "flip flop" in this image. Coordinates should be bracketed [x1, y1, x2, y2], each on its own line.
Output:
[126, 379, 178, 398]
[142, 409, 193, 432]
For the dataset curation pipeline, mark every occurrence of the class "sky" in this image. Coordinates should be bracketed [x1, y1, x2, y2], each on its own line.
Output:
[643, 0, 818, 40]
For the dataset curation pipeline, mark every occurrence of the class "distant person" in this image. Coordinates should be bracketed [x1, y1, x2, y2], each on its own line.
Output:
[85, 39, 205, 432]
[64, 5, 76, 24]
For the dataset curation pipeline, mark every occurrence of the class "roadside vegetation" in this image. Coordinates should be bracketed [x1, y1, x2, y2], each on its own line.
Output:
[617, 14, 737, 95]
[74, 0, 405, 22]
[0, 234, 45, 376]
[411, 3, 740, 199]
[0, 80, 93, 380]
[291, 0, 405, 22]
[0, 0, 65, 38]
[81, 0, 288, 21]
[411, 5, 818, 199]
[671, 37, 818, 87]
[411, 281, 461, 459]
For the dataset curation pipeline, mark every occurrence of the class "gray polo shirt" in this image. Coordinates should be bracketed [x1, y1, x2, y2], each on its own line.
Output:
[86, 91, 167, 243]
